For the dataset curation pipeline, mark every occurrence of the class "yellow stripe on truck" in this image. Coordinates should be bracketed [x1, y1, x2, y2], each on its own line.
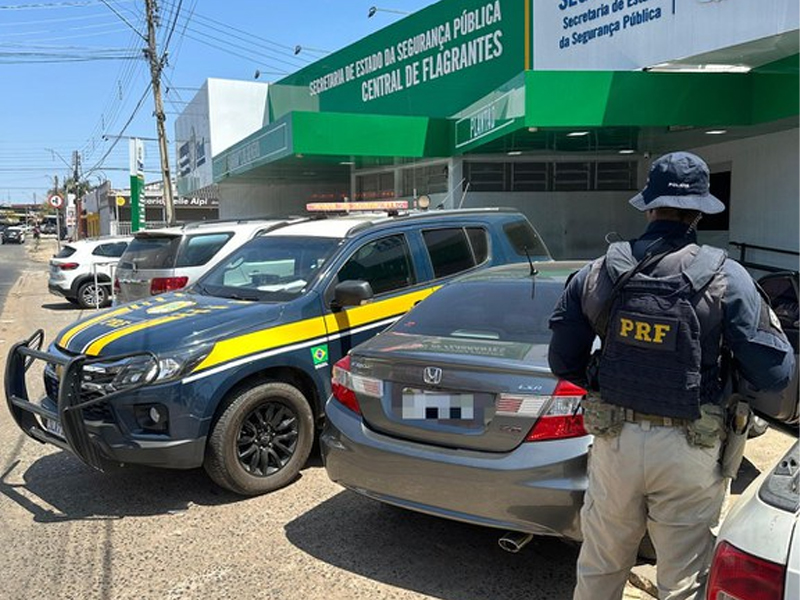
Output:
[323, 287, 436, 333]
[84, 314, 189, 356]
[194, 316, 329, 372]
[193, 286, 440, 373]
[58, 305, 134, 348]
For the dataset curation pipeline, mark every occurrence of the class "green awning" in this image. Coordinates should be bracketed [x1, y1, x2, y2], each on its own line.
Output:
[214, 111, 450, 182]
[215, 63, 798, 180]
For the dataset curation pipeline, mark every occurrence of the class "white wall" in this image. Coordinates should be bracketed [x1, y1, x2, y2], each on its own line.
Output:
[217, 180, 347, 218]
[691, 128, 799, 271]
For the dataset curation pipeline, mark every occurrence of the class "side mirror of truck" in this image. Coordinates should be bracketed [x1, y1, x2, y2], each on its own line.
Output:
[331, 280, 374, 311]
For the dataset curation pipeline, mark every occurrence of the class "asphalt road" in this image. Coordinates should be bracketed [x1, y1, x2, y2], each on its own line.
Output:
[0, 239, 30, 314]
[0, 238, 793, 600]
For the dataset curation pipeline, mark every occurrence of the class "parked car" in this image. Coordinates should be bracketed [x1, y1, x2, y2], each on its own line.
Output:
[113, 219, 294, 303]
[741, 271, 799, 436]
[48, 236, 132, 309]
[6, 206, 551, 497]
[2, 226, 25, 244]
[321, 261, 591, 543]
[706, 440, 799, 600]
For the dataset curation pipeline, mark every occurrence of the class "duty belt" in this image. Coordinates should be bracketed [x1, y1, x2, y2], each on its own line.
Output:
[622, 408, 690, 428]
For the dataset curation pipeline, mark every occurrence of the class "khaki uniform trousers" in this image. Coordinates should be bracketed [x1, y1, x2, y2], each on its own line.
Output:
[573, 421, 726, 600]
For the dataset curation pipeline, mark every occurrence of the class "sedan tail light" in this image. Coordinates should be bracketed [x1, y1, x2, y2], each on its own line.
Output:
[150, 276, 189, 295]
[331, 355, 384, 416]
[706, 541, 786, 600]
[57, 262, 79, 271]
[525, 380, 587, 442]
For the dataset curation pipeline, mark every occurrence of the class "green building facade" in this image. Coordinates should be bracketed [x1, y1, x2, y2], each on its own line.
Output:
[183, 0, 798, 263]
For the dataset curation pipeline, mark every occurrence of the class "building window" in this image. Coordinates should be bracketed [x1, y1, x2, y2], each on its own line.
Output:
[511, 162, 548, 192]
[400, 164, 449, 197]
[462, 162, 507, 192]
[464, 160, 637, 192]
[596, 161, 638, 191]
[355, 172, 395, 201]
[552, 162, 592, 191]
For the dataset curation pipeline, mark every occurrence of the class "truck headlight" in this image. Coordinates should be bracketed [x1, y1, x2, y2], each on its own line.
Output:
[83, 345, 211, 393]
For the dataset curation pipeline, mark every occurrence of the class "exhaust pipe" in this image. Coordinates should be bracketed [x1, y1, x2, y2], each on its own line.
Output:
[498, 531, 534, 553]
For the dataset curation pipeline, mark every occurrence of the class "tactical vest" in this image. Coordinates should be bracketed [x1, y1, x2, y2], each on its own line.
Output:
[583, 242, 727, 420]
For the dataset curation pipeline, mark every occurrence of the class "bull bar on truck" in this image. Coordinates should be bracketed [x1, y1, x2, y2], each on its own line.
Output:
[4, 329, 158, 472]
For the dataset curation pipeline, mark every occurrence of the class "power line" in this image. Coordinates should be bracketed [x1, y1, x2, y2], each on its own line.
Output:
[0, 0, 135, 9]
[84, 82, 152, 177]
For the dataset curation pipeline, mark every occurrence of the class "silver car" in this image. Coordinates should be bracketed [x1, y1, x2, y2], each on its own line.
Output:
[114, 218, 293, 303]
[321, 261, 591, 543]
[706, 440, 799, 600]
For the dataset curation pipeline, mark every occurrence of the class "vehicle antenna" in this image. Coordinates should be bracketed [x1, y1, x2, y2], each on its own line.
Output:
[524, 246, 538, 276]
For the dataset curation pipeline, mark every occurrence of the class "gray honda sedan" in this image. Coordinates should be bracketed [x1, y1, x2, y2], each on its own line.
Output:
[321, 261, 590, 545]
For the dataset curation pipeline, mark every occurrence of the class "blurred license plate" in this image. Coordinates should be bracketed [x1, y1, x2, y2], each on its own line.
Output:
[42, 418, 65, 439]
[401, 388, 474, 420]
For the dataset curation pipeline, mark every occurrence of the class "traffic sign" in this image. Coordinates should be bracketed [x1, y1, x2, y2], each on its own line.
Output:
[48, 194, 64, 209]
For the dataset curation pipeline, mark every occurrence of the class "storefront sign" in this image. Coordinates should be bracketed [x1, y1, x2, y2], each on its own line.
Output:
[534, 0, 799, 70]
[455, 89, 516, 148]
[270, 0, 524, 119]
[219, 123, 289, 178]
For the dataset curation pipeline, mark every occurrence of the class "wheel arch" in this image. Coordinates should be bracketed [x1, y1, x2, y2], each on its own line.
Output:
[208, 365, 324, 435]
[70, 273, 112, 296]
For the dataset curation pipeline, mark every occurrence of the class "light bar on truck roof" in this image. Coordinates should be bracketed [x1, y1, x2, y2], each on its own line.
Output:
[306, 200, 409, 212]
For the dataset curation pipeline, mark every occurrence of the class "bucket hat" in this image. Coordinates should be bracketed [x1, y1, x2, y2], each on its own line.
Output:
[629, 152, 725, 214]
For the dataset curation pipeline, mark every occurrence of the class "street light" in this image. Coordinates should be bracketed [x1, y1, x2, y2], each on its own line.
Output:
[293, 44, 330, 56]
[368, 6, 410, 18]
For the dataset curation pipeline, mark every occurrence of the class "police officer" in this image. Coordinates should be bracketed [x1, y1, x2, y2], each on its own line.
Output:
[548, 151, 795, 600]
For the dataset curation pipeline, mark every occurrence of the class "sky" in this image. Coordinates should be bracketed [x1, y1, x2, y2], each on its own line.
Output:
[0, 0, 438, 205]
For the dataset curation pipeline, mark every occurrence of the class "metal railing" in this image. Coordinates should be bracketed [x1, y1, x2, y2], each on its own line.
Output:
[729, 241, 799, 274]
[89, 261, 119, 310]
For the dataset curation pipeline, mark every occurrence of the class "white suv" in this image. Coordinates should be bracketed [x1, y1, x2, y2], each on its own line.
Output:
[48, 236, 132, 308]
[114, 218, 297, 303]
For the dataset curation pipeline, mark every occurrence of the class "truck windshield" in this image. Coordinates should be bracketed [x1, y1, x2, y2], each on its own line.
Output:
[195, 235, 341, 302]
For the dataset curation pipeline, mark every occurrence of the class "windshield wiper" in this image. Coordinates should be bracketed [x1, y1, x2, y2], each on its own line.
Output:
[223, 290, 261, 301]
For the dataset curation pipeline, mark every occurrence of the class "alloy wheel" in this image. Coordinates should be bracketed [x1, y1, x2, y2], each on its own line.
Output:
[236, 401, 298, 477]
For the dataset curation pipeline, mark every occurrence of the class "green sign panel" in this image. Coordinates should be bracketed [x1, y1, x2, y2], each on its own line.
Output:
[269, 0, 525, 120]
[130, 174, 145, 232]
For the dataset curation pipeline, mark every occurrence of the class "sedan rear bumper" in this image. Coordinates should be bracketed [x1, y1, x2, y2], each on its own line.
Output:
[321, 397, 590, 540]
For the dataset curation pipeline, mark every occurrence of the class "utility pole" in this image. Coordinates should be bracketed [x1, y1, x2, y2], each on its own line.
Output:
[54, 174, 62, 250]
[143, 0, 176, 226]
[72, 150, 82, 240]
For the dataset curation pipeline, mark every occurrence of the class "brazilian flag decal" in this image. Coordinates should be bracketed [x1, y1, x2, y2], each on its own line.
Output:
[311, 344, 329, 366]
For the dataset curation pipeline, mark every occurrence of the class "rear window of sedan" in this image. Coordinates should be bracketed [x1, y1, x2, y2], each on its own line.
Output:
[393, 278, 562, 344]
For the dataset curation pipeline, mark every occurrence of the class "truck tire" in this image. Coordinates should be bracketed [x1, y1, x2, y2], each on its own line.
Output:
[204, 381, 314, 496]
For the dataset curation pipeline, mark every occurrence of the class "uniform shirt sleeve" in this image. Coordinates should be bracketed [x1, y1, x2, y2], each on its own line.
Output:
[548, 263, 597, 387]
[722, 260, 796, 392]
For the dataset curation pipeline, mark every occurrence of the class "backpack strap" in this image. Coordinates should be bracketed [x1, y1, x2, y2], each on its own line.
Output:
[683, 245, 727, 293]
[604, 241, 637, 284]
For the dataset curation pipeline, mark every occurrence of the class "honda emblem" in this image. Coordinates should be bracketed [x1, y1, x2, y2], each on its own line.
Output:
[422, 366, 443, 386]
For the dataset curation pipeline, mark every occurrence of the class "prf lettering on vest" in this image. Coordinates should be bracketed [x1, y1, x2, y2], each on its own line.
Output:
[619, 317, 672, 343]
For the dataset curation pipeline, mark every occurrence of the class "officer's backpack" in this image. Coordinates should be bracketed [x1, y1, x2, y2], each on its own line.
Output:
[588, 242, 726, 420]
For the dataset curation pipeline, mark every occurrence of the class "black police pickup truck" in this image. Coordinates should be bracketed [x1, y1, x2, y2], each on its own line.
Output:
[6, 205, 551, 495]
